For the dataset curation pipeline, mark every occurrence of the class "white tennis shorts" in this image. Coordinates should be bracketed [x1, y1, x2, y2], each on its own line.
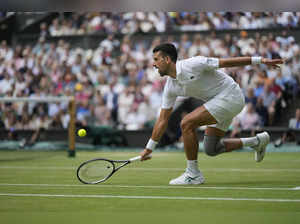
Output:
[204, 83, 245, 131]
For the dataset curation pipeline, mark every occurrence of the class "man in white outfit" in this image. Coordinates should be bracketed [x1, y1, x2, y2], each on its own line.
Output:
[140, 43, 284, 185]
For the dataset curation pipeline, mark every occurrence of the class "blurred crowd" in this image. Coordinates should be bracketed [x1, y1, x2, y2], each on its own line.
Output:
[41, 12, 300, 37]
[0, 14, 300, 138]
[0, 12, 15, 21]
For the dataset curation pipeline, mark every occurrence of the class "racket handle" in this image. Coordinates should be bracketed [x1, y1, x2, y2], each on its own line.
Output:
[129, 155, 152, 162]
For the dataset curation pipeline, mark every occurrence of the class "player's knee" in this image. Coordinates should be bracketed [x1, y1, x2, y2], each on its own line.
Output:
[180, 117, 195, 133]
[203, 135, 226, 157]
[204, 148, 218, 157]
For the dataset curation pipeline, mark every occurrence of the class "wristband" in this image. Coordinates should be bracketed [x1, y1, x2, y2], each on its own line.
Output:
[146, 139, 158, 150]
[251, 57, 262, 65]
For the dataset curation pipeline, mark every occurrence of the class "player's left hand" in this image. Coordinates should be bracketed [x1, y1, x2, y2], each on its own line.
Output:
[140, 149, 152, 161]
[262, 58, 285, 69]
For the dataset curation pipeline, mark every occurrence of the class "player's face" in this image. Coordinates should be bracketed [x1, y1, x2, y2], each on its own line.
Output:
[153, 51, 169, 77]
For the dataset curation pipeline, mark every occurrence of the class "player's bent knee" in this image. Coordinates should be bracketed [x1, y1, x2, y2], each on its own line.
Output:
[203, 135, 226, 157]
[180, 118, 195, 133]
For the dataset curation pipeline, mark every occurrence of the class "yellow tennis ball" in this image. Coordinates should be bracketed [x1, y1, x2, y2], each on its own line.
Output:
[78, 129, 86, 137]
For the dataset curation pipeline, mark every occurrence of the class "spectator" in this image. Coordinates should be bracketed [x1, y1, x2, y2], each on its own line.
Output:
[99, 34, 118, 52]
[289, 108, 300, 129]
[44, 12, 300, 36]
[261, 84, 277, 125]
[118, 86, 134, 128]
[274, 108, 300, 147]
[92, 91, 112, 126]
[16, 111, 31, 130]
[255, 97, 269, 127]
[49, 113, 64, 129]
[19, 112, 51, 148]
[3, 108, 18, 140]
[179, 33, 192, 52]
[245, 87, 257, 106]
[123, 103, 147, 130]
[104, 81, 119, 126]
[0, 71, 14, 95]
[76, 99, 91, 127]
[39, 22, 49, 37]
[1, 13, 300, 135]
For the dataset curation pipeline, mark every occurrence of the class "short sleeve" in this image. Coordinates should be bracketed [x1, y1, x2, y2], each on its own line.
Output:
[161, 78, 177, 109]
[183, 56, 219, 73]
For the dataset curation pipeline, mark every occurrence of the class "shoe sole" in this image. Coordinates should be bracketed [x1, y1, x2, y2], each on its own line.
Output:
[169, 181, 205, 185]
[169, 178, 205, 185]
[255, 132, 270, 162]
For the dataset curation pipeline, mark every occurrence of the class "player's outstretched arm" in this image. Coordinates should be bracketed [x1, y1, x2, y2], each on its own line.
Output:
[219, 57, 284, 68]
[261, 58, 284, 69]
[140, 108, 173, 161]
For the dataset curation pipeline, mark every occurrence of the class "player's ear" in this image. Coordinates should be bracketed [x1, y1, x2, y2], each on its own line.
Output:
[166, 55, 171, 64]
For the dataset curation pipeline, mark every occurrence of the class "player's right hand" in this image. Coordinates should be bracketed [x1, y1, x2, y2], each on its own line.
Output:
[140, 148, 152, 161]
[262, 58, 284, 69]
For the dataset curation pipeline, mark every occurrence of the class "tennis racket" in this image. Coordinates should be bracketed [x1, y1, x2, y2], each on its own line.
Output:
[76, 155, 151, 184]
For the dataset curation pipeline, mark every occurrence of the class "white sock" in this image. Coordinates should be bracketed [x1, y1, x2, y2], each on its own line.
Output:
[187, 160, 200, 174]
[241, 136, 259, 147]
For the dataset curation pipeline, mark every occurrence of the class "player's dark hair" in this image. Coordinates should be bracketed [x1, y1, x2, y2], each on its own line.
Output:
[153, 43, 178, 63]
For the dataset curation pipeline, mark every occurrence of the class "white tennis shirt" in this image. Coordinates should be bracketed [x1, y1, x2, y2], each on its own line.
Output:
[161, 56, 237, 109]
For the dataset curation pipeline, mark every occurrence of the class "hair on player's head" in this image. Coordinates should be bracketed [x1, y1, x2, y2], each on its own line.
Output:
[153, 43, 178, 63]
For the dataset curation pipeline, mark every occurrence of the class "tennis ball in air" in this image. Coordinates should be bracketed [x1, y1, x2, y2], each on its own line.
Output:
[78, 129, 87, 137]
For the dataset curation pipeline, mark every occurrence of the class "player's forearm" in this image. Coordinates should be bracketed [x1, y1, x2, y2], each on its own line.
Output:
[219, 57, 259, 68]
[151, 119, 168, 142]
[144, 119, 168, 151]
[145, 108, 172, 151]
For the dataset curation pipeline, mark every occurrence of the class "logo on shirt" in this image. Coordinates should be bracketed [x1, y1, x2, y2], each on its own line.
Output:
[207, 58, 214, 65]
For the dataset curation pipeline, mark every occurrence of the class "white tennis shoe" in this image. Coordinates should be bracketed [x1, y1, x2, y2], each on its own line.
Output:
[253, 131, 270, 162]
[169, 170, 205, 185]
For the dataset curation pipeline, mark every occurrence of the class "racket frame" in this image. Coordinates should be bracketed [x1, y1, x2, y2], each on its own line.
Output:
[76, 156, 141, 184]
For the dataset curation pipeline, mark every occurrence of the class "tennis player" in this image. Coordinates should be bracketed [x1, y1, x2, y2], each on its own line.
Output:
[140, 43, 284, 185]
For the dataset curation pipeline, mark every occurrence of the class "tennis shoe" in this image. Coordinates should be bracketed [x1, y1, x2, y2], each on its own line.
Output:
[169, 169, 205, 185]
[253, 131, 270, 162]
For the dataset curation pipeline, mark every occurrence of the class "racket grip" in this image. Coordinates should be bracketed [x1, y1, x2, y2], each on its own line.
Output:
[129, 155, 152, 162]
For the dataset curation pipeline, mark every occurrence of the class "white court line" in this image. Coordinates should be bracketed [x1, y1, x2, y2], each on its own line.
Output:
[0, 183, 298, 191]
[1, 166, 300, 172]
[0, 166, 74, 170]
[0, 193, 299, 202]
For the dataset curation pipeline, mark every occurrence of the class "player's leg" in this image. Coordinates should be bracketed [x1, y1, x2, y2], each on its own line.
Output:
[169, 105, 216, 185]
[202, 85, 269, 162]
[204, 126, 255, 153]
[204, 125, 270, 162]
[180, 105, 217, 160]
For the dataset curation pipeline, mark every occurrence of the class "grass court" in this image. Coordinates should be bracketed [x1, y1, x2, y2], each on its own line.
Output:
[0, 149, 300, 224]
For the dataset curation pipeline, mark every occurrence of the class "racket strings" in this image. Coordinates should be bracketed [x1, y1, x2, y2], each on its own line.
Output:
[79, 160, 113, 183]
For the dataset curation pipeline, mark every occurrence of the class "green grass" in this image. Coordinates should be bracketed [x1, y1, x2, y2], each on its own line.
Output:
[0, 150, 300, 224]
